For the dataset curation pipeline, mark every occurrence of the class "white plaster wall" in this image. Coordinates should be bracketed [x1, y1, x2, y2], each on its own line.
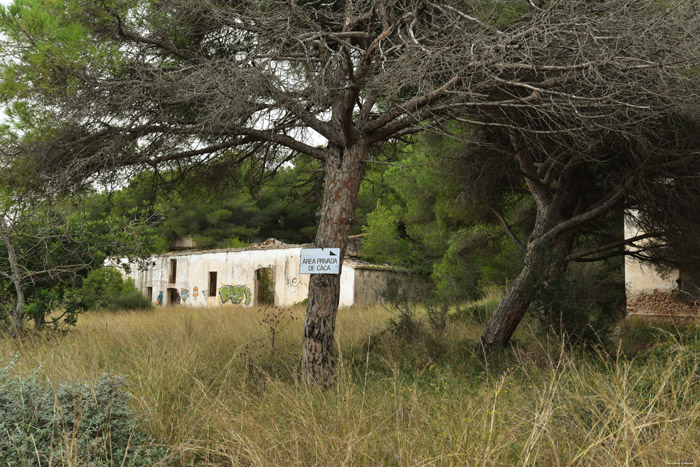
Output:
[119, 247, 364, 308]
[339, 264, 356, 307]
[625, 210, 679, 297]
[121, 247, 313, 307]
[625, 256, 679, 297]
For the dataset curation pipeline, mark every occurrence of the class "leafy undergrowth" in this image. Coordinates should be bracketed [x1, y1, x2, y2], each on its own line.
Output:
[1, 305, 699, 465]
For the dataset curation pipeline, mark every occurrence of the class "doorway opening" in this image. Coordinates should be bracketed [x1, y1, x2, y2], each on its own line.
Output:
[167, 287, 180, 305]
[255, 268, 275, 306]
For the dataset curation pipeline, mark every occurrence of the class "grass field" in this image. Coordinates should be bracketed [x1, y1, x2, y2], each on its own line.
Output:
[2, 304, 700, 465]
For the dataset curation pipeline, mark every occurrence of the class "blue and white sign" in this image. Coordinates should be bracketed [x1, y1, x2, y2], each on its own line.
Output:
[300, 248, 340, 274]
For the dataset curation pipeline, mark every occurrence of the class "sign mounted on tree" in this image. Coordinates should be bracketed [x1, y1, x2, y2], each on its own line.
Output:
[300, 249, 340, 275]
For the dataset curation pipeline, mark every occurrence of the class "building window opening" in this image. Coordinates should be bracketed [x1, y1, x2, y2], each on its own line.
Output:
[168, 259, 177, 283]
[255, 268, 275, 306]
[147, 287, 153, 301]
[208, 271, 218, 297]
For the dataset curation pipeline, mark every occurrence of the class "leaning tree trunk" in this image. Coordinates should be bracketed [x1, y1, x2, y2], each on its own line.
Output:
[479, 195, 571, 348]
[479, 133, 572, 349]
[480, 236, 576, 348]
[302, 142, 366, 386]
[479, 241, 547, 348]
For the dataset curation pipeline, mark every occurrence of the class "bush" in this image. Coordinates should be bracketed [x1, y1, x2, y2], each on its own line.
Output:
[385, 300, 423, 341]
[360, 202, 413, 267]
[0, 360, 169, 465]
[25, 286, 87, 331]
[79, 268, 151, 311]
[109, 290, 154, 311]
[380, 276, 424, 341]
[425, 302, 449, 333]
[535, 260, 625, 342]
[432, 229, 524, 304]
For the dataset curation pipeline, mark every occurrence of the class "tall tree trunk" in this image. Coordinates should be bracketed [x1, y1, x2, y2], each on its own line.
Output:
[302, 143, 366, 385]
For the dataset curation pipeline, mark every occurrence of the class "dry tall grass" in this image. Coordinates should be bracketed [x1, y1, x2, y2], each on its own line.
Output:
[2, 305, 699, 465]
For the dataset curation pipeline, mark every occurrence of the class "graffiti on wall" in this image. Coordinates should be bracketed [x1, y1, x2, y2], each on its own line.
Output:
[193, 286, 199, 299]
[180, 288, 189, 302]
[156, 291, 163, 306]
[219, 285, 252, 306]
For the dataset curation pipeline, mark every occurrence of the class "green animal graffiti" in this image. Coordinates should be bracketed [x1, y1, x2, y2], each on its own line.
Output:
[219, 285, 252, 306]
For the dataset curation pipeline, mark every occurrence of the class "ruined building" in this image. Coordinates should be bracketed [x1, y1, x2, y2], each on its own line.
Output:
[625, 215, 700, 319]
[112, 239, 412, 308]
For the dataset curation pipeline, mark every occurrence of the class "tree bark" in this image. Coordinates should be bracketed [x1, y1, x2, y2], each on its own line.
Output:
[479, 242, 546, 348]
[1, 223, 26, 338]
[11, 284, 26, 338]
[33, 309, 45, 333]
[302, 143, 366, 386]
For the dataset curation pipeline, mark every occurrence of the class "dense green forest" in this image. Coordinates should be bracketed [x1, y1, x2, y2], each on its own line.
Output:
[86, 158, 324, 250]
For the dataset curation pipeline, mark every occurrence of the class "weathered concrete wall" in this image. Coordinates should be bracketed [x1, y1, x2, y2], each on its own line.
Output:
[120, 246, 361, 308]
[625, 256, 679, 299]
[352, 268, 429, 306]
[352, 268, 393, 306]
[125, 247, 309, 307]
[626, 290, 700, 317]
[339, 263, 356, 307]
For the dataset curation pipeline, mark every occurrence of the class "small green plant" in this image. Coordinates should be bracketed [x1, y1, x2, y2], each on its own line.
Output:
[384, 297, 423, 341]
[380, 275, 425, 341]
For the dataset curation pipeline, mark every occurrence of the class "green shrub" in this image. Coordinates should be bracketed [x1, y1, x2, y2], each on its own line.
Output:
[535, 260, 625, 342]
[0, 361, 169, 465]
[79, 268, 151, 311]
[109, 290, 154, 311]
[360, 202, 413, 266]
[385, 302, 423, 341]
[25, 286, 87, 330]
